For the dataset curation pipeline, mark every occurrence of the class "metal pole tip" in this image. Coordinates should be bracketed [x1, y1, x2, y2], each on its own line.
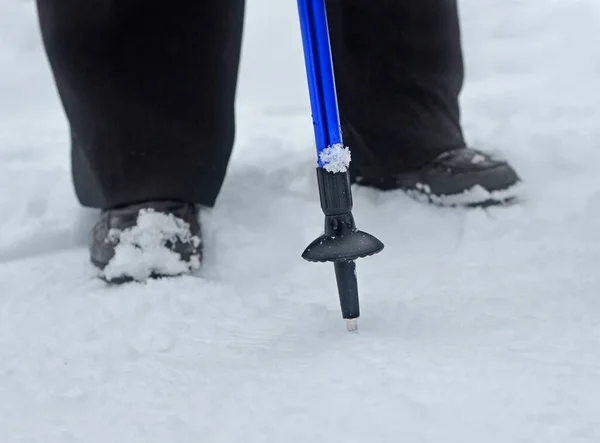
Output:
[346, 318, 358, 332]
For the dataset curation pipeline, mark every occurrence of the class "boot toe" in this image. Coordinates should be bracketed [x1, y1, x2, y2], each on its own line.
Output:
[90, 201, 202, 283]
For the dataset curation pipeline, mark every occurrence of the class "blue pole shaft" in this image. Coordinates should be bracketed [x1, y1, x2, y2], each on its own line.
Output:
[297, 0, 343, 167]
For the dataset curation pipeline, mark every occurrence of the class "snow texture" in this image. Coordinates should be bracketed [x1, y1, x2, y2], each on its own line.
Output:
[2, 0, 600, 442]
[101, 209, 201, 282]
[413, 182, 524, 206]
[320, 143, 351, 173]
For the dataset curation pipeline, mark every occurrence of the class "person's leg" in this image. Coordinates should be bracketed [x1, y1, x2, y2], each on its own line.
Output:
[327, 0, 520, 205]
[36, 0, 245, 210]
[36, 0, 245, 281]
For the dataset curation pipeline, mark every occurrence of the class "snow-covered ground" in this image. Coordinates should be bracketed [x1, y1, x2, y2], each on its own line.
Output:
[2, 0, 600, 441]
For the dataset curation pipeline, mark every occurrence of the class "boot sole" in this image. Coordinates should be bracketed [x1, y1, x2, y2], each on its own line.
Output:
[403, 181, 523, 208]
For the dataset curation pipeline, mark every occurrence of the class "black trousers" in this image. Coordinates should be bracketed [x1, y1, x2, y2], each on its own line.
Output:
[36, 0, 465, 210]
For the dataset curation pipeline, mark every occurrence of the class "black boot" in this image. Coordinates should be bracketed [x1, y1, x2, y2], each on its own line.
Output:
[352, 147, 521, 207]
[90, 201, 202, 283]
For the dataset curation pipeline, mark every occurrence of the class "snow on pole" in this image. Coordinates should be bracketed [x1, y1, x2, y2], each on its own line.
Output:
[297, 0, 384, 331]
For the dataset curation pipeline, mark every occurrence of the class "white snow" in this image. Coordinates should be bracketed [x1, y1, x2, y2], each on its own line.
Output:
[412, 182, 524, 206]
[2, 0, 600, 442]
[101, 209, 201, 282]
[319, 143, 351, 172]
[471, 153, 486, 164]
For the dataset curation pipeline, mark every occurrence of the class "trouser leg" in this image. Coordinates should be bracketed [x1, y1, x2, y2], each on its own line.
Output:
[36, 0, 245, 209]
[327, 0, 466, 179]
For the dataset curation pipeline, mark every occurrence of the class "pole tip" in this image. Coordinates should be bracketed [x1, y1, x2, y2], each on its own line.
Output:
[346, 318, 358, 332]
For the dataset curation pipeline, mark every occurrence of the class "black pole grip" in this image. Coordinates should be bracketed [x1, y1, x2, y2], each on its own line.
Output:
[316, 168, 353, 215]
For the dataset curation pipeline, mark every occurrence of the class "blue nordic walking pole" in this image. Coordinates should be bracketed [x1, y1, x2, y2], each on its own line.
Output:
[297, 0, 384, 331]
